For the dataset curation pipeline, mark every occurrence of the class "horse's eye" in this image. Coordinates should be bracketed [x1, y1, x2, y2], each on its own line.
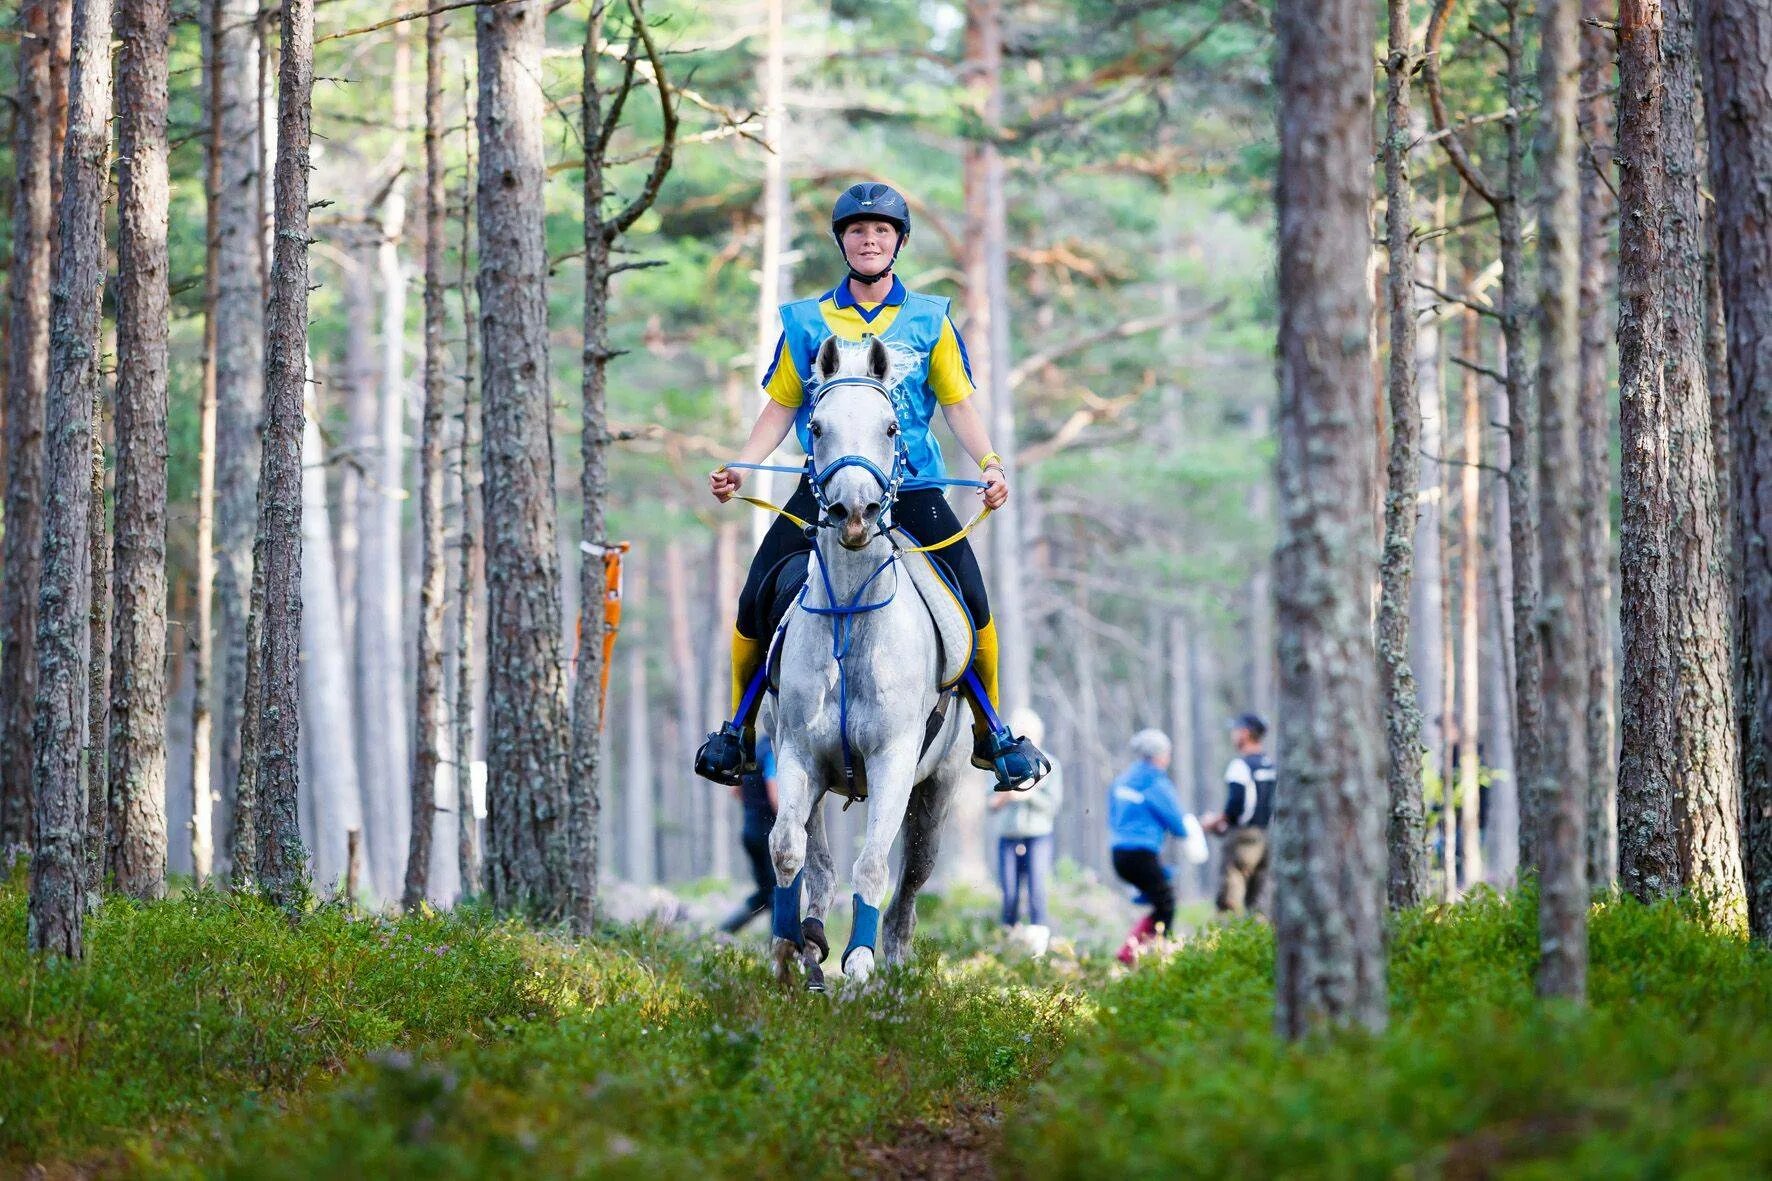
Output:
[886, 423, 899, 437]
[809, 421, 823, 438]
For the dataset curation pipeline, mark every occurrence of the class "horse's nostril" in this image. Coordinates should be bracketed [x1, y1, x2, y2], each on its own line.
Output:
[864, 502, 881, 519]
[828, 503, 848, 522]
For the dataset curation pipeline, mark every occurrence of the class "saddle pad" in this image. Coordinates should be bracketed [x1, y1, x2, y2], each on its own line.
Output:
[890, 530, 975, 690]
[766, 538, 975, 693]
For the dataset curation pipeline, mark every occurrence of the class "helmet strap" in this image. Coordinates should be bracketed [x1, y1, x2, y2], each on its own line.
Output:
[846, 263, 894, 284]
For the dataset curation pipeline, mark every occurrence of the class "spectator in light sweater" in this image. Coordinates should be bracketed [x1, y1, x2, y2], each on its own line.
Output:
[990, 709, 1063, 956]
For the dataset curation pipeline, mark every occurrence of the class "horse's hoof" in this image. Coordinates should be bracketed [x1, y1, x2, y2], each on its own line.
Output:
[806, 963, 826, 993]
[842, 946, 875, 987]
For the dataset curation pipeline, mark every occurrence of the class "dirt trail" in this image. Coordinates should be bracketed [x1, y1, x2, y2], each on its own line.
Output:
[852, 1102, 1005, 1180]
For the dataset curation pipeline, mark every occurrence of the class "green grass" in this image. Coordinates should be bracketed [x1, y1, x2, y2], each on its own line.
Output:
[1005, 888, 1772, 1179]
[6, 864, 1771, 1179]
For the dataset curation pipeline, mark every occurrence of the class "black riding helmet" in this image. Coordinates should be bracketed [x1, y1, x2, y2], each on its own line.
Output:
[831, 182, 911, 282]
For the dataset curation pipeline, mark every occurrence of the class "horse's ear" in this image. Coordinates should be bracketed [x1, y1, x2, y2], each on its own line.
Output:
[816, 336, 842, 382]
[865, 335, 889, 382]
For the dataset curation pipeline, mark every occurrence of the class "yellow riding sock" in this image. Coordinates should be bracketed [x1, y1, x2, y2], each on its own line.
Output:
[729, 629, 766, 720]
[966, 620, 1003, 739]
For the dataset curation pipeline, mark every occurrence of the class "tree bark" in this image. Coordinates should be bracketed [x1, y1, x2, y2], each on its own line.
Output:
[1379, 0, 1428, 912]
[366, 33, 413, 904]
[2, 0, 59, 859]
[479, 0, 569, 916]
[1617, 0, 1685, 902]
[29, 0, 111, 956]
[84, 391, 108, 903]
[213, 0, 265, 871]
[1577, 0, 1618, 891]
[1456, 201, 1486, 888]
[108, 0, 172, 900]
[299, 406, 368, 896]
[453, 110, 484, 899]
[1533, 0, 1590, 1002]
[1697, 0, 1772, 941]
[251, 0, 315, 913]
[190, 0, 224, 885]
[1664, 0, 1745, 922]
[403, 2, 450, 912]
[1271, 0, 1386, 1038]
[1501, 1, 1546, 879]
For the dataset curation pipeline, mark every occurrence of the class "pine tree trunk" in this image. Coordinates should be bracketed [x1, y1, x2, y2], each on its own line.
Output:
[84, 393, 109, 903]
[299, 409, 368, 896]
[190, 0, 224, 885]
[1272, 0, 1386, 1038]
[252, 0, 314, 913]
[107, 0, 172, 900]
[212, 0, 264, 872]
[478, 0, 569, 916]
[1664, 0, 1745, 921]
[403, 3, 449, 912]
[963, 0, 1030, 713]
[1456, 213, 1486, 888]
[622, 563, 653, 885]
[664, 532, 700, 879]
[367, 34, 413, 904]
[1379, 0, 1427, 912]
[1533, 0, 1590, 1001]
[1577, 0, 1618, 891]
[29, 0, 111, 956]
[1501, 0, 1546, 878]
[1617, 0, 1684, 901]
[750, 0, 791, 542]
[1697, 0, 1772, 941]
[453, 131, 484, 900]
[2, 0, 59, 859]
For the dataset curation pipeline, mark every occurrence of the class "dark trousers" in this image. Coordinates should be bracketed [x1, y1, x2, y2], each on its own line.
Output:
[741, 807, 776, 911]
[736, 478, 991, 639]
[997, 835, 1053, 926]
[1216, 827, 1269, 915]
[1112, 846, 1175, 934]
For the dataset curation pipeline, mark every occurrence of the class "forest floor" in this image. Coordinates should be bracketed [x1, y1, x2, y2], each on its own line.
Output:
[4, 864, 1771, 1178]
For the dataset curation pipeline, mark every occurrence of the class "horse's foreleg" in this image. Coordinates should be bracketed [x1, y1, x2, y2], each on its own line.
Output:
[842, 745, 920, 986]
[801, 788, 836, 970]
[884, 772, 957, 967]
[768, 754, 815, 987]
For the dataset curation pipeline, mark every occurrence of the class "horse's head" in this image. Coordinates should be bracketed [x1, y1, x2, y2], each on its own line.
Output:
[809, 335, 899, 550]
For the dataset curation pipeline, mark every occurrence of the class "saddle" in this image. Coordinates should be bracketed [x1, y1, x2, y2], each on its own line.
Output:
[764, 533, 975, 693]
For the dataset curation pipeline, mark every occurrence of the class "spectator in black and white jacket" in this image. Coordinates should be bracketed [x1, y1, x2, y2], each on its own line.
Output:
[1202, 713, 1276, 915]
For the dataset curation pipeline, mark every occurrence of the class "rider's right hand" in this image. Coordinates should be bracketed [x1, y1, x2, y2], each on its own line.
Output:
[710, 465, 745, 503]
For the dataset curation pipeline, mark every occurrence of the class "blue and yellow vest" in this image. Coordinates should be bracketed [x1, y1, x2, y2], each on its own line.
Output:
[774, 289, 958, 489]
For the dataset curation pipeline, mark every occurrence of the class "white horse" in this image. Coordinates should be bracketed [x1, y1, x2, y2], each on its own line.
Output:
[766, 335, 972, 990]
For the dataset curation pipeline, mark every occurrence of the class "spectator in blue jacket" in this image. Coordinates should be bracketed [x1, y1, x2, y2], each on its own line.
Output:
[1108, 728, 1195, 961]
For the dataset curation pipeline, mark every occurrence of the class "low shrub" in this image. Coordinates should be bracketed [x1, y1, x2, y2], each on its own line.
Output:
[1003, 889, 1772, 1179]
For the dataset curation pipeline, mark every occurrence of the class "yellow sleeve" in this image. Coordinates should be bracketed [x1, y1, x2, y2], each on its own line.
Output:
[928, 317, 977, 406]
[762, 333, 805, 408]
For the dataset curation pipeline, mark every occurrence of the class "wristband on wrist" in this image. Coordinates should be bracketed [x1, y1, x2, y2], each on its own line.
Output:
[979, 452, 1003, 473]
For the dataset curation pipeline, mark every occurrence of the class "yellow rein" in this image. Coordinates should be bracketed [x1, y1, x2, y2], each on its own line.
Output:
[720, 473, 993, 555]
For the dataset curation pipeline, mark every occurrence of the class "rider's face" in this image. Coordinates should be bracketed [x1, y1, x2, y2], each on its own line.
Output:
[841, 218, 899, 273]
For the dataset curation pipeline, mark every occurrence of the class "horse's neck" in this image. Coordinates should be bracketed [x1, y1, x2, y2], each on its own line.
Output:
[808, 534, 897, 608]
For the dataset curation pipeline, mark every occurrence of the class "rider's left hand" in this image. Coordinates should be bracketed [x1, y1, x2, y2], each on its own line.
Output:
[982, 466, 1009, 510]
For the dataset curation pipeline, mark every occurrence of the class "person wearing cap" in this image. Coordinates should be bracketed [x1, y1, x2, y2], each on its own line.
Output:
[1108, 728, 1198, 963]
[990, 709, 1063, 955]
[696, 181, 1049, 794]
[1202, 713, 1276, 915]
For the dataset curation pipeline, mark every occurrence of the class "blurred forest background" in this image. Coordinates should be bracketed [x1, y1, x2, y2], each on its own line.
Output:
[1, 0, 1601, 912]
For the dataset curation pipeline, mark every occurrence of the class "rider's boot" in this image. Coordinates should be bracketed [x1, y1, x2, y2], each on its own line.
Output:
[695, 630, 766, 786]
[962, 623, 1052, 792]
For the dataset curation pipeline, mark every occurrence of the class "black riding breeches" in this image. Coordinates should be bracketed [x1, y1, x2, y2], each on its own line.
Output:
[1113, 846, 1176, 935]
[735, 477, 991, 640]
